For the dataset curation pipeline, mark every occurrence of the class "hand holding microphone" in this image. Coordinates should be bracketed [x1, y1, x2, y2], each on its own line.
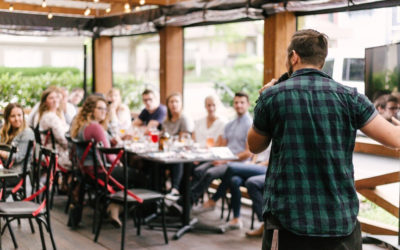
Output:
[259, 72, 290, 94]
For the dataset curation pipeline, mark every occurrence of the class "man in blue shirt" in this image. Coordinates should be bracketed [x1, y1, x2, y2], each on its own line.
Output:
[133, 89, 167, 129]
[191, 92, 253, 229]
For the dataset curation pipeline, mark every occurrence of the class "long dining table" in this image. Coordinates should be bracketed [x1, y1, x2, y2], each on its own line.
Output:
[127, 144, 237, 239]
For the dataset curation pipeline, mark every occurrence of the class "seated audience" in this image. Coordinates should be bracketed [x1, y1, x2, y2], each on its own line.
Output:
[0, 103, 34, 178]
[106, 88, 132, 136]
[35, 86, 71, 169]
[374, 94, 400, 124]
[133, 89, 167, 130]
[60, 87, 78, 125]
[70, 94, 128, 228]
[162, 93, 193, 198]
[190, 92, 253, 206]
[192, 95, 226, 147]
[68, 87, 85, 107]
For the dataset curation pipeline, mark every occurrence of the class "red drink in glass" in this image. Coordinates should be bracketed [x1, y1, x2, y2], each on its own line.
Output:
[151, 134, 159, 143]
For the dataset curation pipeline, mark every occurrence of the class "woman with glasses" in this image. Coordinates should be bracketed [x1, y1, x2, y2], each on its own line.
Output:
[70, 94, 127, 228]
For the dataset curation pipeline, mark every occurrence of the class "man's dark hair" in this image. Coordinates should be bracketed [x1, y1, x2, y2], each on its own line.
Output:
[374, 94, 398, 109]
[234, 91, 249, 102]
[142, 89, 155, 96]
[287, 29, 328, 68]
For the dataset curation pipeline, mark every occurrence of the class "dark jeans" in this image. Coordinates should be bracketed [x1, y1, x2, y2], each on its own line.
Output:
[262, 220, 362, 250]
[170, 163, 183, 191]
[245, 175, 265, 221]
[191, 162, 228, 203]
[212, 162, 266, 219]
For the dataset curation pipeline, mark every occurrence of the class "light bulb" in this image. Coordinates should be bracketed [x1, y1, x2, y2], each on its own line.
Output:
[139, 0, 145, 5]
[42, 0, 47, 8]
[48, 12, 53, 19]
[9, 4, 14, 11]
[84, 7, 91, 16]
[105, 7, 111, 13]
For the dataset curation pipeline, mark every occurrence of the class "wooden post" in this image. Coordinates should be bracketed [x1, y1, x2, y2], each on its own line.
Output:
[93, 36, 113, 94]
[264, 12, 296, 83]
[159, 26, 184, 105]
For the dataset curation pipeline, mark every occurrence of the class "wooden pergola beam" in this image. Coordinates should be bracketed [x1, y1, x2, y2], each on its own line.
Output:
[93, 36, 113, 94]
[0, 1, 94, 16]
[264, 11, 296, 83]
[159, 26, 183, 105]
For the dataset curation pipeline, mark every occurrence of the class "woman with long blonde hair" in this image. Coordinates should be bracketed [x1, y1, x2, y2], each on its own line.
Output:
[0, 103, 34, 174]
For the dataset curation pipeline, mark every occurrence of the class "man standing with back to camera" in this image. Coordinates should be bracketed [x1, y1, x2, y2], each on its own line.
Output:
[248, 29, 400, 249]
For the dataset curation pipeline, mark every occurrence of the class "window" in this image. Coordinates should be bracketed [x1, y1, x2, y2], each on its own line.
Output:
[342, 58, 364, 81]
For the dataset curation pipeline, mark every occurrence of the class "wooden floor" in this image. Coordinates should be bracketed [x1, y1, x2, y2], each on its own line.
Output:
[0, 152, 397, 250]
[0, 195, 388, 250]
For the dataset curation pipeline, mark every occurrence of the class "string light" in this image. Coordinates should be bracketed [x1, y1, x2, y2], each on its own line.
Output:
[134, 6, 140, 11]
[9, 4, 14, 11]
[84, 7, 91, 16]
[48, 12, 53, 19]
[41, 0, 47, 8]
[105, 7, 111, 13]
[124, 3, 130, 12]
[139, 0, 145, 5]
[93, 0, 99, 3]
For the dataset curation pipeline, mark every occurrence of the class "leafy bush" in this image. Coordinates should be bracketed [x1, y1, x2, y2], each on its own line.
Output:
[0, 70, 83, 109]
[0, 66, 80, 76]
[213, 56, 263, 113]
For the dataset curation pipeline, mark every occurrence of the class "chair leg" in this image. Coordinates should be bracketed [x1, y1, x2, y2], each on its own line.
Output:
[6, 218, 18, 249]
[28, 218, 35, 233]
[220, 196, 225, 219]
[36, 218, 47, 250]
[250, 208, 255, 230]
[161, 200, 168, 244]
[94, 203, 106, 242]
[136, 209, 141, 236]
[44, 215, 57, 250]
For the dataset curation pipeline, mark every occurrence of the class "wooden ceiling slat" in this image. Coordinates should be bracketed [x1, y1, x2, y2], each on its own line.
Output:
[0, 0, 185, 16]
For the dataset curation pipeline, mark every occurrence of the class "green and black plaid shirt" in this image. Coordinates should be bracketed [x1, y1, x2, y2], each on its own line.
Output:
[253, 68, 377, 237]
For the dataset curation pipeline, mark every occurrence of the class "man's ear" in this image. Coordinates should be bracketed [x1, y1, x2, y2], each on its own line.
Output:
[291, 51, 300, 65]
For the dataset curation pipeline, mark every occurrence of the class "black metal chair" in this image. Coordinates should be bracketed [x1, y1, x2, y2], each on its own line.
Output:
[0, 144, 17, 170]
[94, 147, 168, 249]
[67, 139, 98, 232]
[0, 146, 57, 249]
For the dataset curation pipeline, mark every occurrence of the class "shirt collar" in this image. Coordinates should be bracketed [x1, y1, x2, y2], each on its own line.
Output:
[290, 68, 332, 79]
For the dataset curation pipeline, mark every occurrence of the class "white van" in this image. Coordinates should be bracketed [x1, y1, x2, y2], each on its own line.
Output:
[322, 49, 365, 94]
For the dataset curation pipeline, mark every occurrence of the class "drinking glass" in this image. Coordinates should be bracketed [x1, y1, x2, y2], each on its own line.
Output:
[206, 137, 215, 148]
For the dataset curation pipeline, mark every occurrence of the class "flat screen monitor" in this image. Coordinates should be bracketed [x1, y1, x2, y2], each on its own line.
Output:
[365, 43, 400, 101]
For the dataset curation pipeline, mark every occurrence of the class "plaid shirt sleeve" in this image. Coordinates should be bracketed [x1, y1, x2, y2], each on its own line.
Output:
[253, 95, 271, 136]
[353, 91, 378, 128]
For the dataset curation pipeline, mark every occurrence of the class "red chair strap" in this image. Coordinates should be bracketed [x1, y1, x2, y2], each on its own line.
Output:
[24, 186, 46, 201]
[108, 175, 143, 203]
[11, 179, 24, 194]
[44, 130, 51, 146]
[106, 149, 124, 177]
[32, 199, 46, 217]
[80, 142, 93, 166]
[0, 188, 3, 200]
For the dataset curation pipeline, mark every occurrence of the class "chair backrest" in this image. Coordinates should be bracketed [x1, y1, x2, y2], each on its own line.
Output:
[71, 138, 97, 175]
[96, 147, 128, 201]
[36, 146, 57, 207]
[0, 143, 17, 169]
[33, 126, 55, 150]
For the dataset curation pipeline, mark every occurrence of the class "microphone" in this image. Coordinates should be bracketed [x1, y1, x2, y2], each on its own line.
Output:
[276, 72, 289, 84]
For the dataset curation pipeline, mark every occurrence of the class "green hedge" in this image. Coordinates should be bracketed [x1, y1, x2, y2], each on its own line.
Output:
[0, 66, 80, 76]
[0, 70, 83, 109]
